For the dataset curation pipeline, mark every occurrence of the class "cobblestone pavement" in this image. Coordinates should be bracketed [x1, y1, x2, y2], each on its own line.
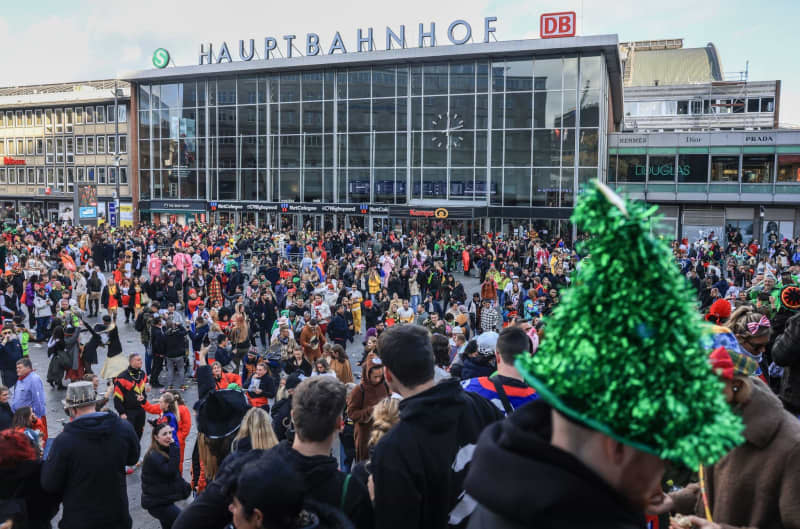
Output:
[27, 267, 481, 528]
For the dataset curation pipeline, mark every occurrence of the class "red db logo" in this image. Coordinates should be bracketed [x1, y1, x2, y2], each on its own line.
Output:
[540, 12, 576, 39]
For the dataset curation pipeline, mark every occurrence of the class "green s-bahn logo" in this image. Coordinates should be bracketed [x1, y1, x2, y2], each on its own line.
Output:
[152, 48, 170, 69]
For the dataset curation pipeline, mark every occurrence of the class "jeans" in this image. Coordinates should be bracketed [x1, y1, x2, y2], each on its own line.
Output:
[147, 503, 181, 529]
[36, 316, 50, 341]
[410, 295, 420, 312]
[166, 357, 185, 388]
[498, 290, 506, 308]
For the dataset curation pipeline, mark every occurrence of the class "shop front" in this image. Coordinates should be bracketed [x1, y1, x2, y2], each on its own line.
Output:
[140, 200, 208, 225]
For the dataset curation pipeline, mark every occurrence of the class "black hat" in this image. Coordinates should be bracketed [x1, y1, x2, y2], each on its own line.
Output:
[285, 372, 304, 391]
[102, 315, 112, 323]
[195, 389, 251, 439]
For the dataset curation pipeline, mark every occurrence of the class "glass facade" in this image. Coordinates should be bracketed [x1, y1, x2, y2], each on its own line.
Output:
[137, 53, 606, 207]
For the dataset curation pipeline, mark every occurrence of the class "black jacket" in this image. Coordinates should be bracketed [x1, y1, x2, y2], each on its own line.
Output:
[0, 459, 61, 529]
[174, 442, 373, 529]
[328, 313, 349, 343]
[772, 310, 800, 414]
[0, 401, 12, 430]
[271, 396, 294, 442]
[372, 378, 503, 529]
[141, 443, 190, 510]
[40, 412, 140, 529]
[165, 326, 187, 359]
[464, 400, 646, 529]
[150, 326, 167, 358]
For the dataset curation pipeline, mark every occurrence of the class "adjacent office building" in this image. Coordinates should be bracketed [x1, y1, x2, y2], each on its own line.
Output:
[0, 80, 132, 223]
[612, 39, 797, 243]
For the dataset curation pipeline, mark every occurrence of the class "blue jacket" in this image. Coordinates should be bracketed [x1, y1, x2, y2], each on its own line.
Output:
[12, 370, 46, 418]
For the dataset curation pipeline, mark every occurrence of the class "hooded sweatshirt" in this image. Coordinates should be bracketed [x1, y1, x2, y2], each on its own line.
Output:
[41, 412, 140, 529]
[173, 442, 374, 529]
[464, 400, 646, 529]
[372, 378, 503, 529]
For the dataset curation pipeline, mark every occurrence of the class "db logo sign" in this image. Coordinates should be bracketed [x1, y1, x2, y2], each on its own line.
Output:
[540, 12, 576, 39]
[434, 208, 449, 219]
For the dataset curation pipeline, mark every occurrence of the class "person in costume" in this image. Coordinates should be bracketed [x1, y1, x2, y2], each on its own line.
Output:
[657, 346, 800, 529]
[464, 181, 744, 529]
[771, 284, 800, 416]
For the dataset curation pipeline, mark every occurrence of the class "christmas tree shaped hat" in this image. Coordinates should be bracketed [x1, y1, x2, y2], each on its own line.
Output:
[516, 180, 743, 469]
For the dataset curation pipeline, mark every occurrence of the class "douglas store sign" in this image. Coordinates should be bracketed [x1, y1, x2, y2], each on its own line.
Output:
[198, 17, 499, 64]
[634, 163, 692, 178]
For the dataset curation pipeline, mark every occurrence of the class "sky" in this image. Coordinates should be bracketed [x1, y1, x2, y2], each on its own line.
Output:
[1, 0, 799, 125]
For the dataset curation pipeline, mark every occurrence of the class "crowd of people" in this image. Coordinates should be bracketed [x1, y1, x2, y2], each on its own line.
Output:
[0, 196, 798, 529]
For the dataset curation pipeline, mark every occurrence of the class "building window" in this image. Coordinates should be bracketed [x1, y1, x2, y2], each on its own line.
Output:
[36, 167, 44, 184]
[26, 167, 34, 185]
[118, 105, 127, 123]
[6, 139, 14, 156]
[8, 168, 16, 185]
[46, 168, 54, 185]
[87, 167, 95, 181]
[26, 139, 34, 155]
[677, 101, 689, 115]
[119, 135, 127, 153]
[778, 155, 800, 182]
[45, 109, 53, 132]
[77, 167, 85, 182]
[617, 155, 646, 182]
[15, 111, 23, 127]
[0, 140, 4, 155]
[35, 138, 43, 155]
[86, 136, 95, 154]
[98, 166, 106, 184]
[711, 156, 738, 182]
[66, 137, 74, 163]
[16, 139, 23, 156]
[67, 167, 75, 192]
[677, 154, 708, 183]
[56, 138, 64, 163]
[761, 97, 775, 113]
[0, 169, 5, 184]
[85, 106, 94, 124]
[65, 108, 73, 132]
[120, 167, 128, 184]
[107, 135, 116, 154]
[5, 111, 13, 129]
[108, 167, 116, 184]
[648, 156, 676, 181]
[45, 138, 54, 163]
[56, 167, 65, 190]
[25, 110, 33, 127]
[742, 155, 773, 183]
[96, 106, 105, 123]
[74, 107, 83, 125]
[747, 99, 759, 113]
[76, 136, 84, 154]
[96, 135, 105, 154]
[107, 105, 116, 123]
[55, 108, 63, 133]
[34, 109, 43, 126]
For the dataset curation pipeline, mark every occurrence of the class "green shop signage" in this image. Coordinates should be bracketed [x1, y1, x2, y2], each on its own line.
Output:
[634, 164, 691, 178]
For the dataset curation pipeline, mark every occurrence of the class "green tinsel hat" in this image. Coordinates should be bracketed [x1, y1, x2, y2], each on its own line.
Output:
[516, 180, 743, 469]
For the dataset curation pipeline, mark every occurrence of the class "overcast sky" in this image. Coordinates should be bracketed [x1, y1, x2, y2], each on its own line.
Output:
[1, 0, 798, 125]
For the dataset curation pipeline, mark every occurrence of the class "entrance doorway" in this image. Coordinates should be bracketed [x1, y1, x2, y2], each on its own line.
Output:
[301, 214, 324, 232]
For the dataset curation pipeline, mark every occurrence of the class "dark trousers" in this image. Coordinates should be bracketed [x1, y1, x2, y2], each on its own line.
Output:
[1, 368, 16, 389]
[151, 355, 165, 386]
[148, 503, 180, 529]
[125, 406, 146, 440]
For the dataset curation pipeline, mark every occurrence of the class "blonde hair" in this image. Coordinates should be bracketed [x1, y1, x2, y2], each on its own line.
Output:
[197, 433, 232, 481]
[233, 407, 279, 451]
[726, 305, 770, 339]
[368, 397, 400, 449]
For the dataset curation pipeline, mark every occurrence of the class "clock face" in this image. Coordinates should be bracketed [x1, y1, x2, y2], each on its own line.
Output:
[431, 111, 465, 148]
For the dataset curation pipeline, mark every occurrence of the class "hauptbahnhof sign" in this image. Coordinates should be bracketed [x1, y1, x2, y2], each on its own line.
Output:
[198, 17, 499, 64]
